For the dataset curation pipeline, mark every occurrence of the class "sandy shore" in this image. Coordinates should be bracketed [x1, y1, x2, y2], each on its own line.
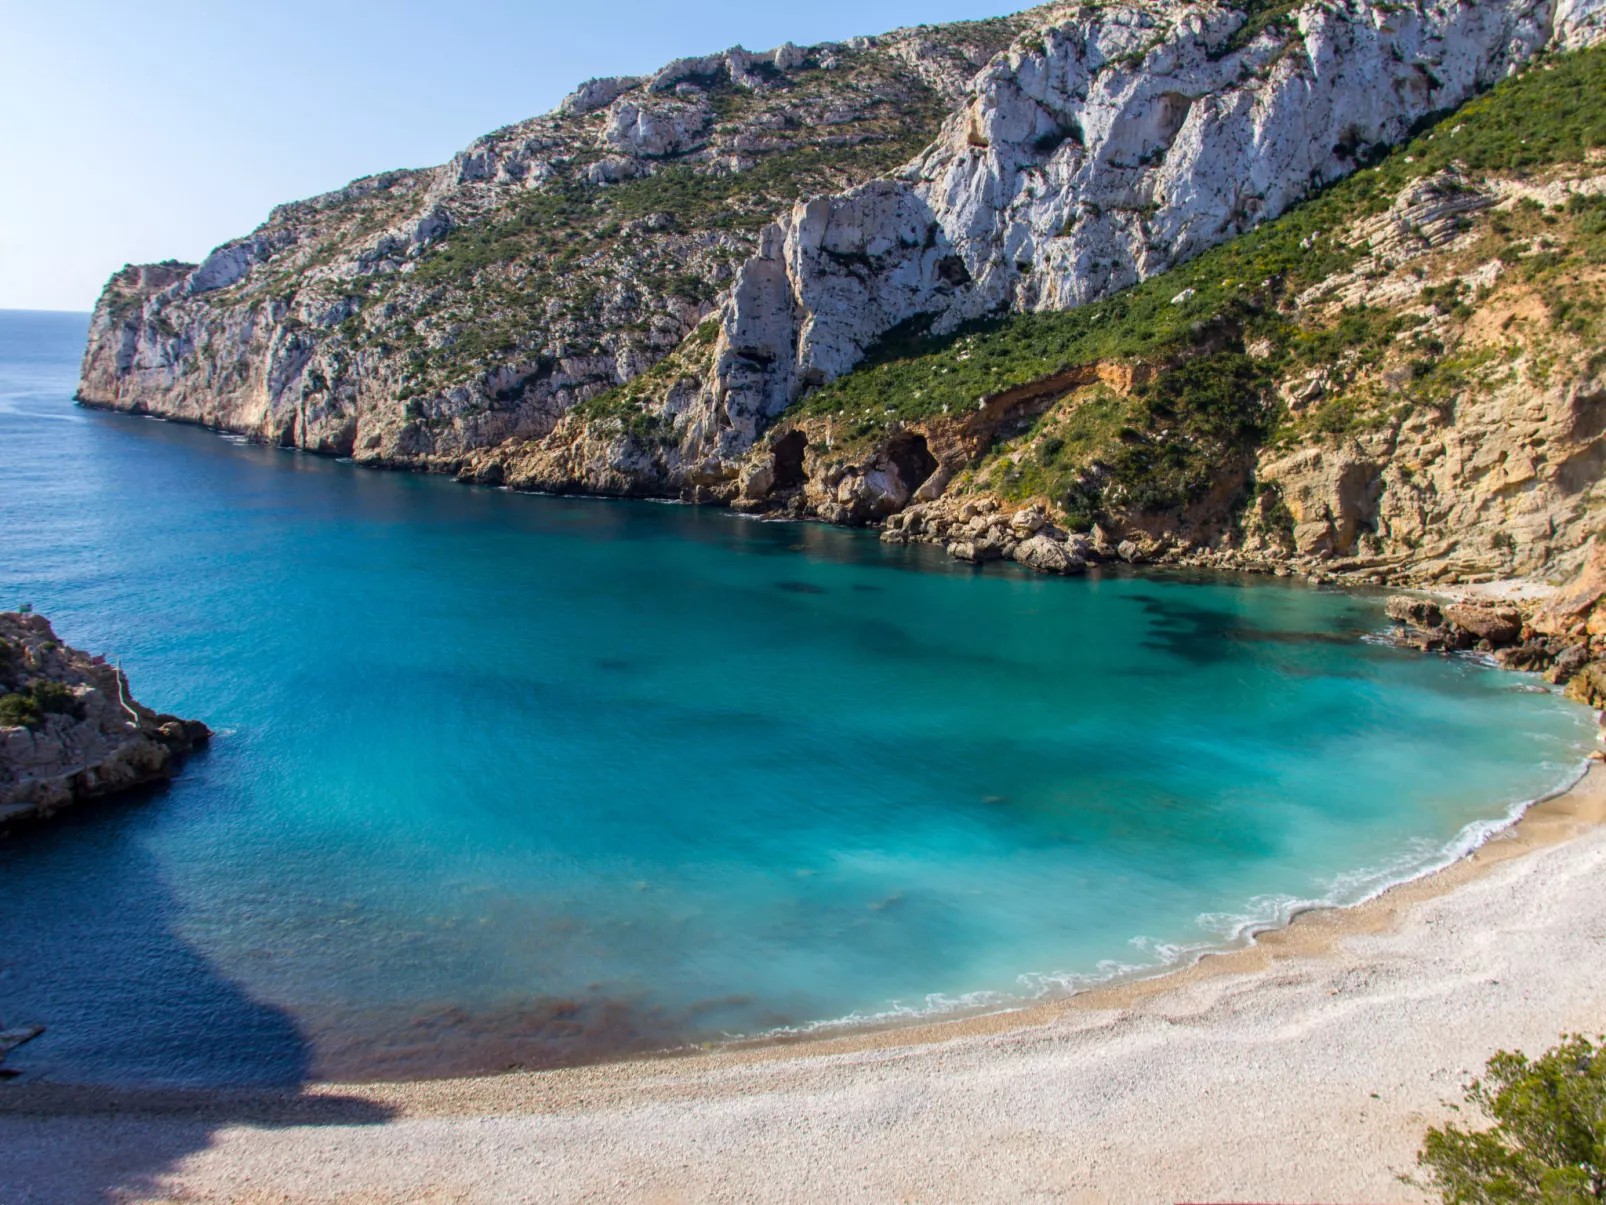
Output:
[4, 765, 1605, 1204]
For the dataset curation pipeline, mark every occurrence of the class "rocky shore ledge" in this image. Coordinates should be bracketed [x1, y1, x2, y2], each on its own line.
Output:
[879, 490, 1606, 696]
[0, 612, 209, 827]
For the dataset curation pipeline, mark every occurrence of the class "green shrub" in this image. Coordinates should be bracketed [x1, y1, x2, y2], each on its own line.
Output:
[31, 680, 79, 718]
[0, 692, 39, 728]
[0, 681, 81, 728]
[1415, 1034, 1606, 1204]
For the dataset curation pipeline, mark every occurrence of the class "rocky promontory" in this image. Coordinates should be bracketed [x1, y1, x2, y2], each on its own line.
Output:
[0, 612, 209, 827]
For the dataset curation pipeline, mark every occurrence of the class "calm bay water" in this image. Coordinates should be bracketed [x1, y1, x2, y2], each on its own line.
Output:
[0, 308, 1593, 1085]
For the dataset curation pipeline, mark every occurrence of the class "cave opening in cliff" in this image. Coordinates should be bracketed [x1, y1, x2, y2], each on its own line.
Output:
[772, 430, 808, 490]
[885, 432, 937, 493]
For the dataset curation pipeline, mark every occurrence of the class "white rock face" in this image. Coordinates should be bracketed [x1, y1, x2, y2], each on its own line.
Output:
[1555, 0, 1606, 48]
[688, 0, 1580, 461]
[559, 76, 643, 116]
[600, 98, 713, 159]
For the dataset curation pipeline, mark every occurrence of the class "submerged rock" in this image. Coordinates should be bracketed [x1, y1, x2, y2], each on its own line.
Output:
[0, 612, 209, 827]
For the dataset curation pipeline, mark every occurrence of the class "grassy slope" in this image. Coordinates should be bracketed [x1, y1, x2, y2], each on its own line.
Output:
[790, 45, 1606, 525]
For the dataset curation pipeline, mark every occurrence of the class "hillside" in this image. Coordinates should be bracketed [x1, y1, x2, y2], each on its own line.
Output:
[77, 14, 1032, 458]
[79, 0, 1606, 588]
[840, 43, 1606, 591]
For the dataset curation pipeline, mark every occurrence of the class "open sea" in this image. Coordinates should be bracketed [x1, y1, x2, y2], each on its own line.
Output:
[0, 308, 1593, 1086]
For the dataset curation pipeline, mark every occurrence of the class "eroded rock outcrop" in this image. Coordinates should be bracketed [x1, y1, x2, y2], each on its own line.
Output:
[0, 613, 209, 826]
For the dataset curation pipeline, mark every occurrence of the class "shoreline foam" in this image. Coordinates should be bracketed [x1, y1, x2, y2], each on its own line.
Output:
[726, 752, 1594, 1052]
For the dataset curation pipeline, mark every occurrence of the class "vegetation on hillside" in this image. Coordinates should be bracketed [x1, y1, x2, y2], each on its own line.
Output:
[355, 22, 1020, 395]
[0, 680, 80, 729]
[789, 44, 1606, 526]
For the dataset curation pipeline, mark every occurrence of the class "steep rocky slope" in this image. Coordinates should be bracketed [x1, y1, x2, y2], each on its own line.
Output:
[0, 613, 209, 826]
[77, 15, 1029, 461]
[80, 0, 1606, 594]
[828, 42, 1606, 595]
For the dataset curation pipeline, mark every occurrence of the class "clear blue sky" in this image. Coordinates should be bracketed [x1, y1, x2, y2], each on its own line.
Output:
[2, 0, 1024, 312]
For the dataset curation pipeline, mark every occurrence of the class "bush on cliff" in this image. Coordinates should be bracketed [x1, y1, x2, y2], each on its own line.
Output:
[30, 681, 79, 719]
[0, 681, 82, 729]
[0, 692, 39, 728]
[1414, 1034, 1606, 1204]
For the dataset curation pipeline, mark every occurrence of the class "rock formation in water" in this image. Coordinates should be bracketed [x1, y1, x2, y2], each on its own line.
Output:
[0, 612, 209, 826]
[79, 0, 1606, 593]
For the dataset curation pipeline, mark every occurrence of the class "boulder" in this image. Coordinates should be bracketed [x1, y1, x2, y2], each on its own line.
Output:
[1531, 541, 1606, 635]
[1013, 533, 1086, 575]
[737, 456, 775, 501]
[1385, 596, 1444, 629]
[946, 540, 979, 563]
[1444, 603, 1522, 645]
[1497, 641, 1555, 672]
[1009, 506, 1046, 536]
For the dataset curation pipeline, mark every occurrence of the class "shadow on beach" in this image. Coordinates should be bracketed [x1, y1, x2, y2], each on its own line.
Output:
[0, 782, 396, 1203]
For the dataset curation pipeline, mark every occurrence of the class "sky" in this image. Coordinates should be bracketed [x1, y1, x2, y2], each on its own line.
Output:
[2, 0, 1025, 313]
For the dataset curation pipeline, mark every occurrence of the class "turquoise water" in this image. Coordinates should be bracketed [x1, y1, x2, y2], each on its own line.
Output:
[0, 309, 1593, 1086]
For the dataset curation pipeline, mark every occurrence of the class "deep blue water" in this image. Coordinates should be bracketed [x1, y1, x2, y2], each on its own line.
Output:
[0, 308, 1592, 1085]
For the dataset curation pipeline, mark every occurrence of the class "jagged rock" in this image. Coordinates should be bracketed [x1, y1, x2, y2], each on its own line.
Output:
[1544, 642, 1591, 683]
[0, 612, 208, 826]
[559, 76, 643, 117]
[1444, 603, 1523, 645]
[1531, 541, 1606, 636]
[1117, 539, 1140, 563]
[1566, 661, 1606, 708]
[600, 98, 712, 159]
[1385, 596, 1444, 629]
[1497, 640, 1556, 672]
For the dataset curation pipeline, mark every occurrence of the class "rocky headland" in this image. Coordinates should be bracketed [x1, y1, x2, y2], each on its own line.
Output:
[0, 612, 209, 827]
[77, 0, 1606, 610]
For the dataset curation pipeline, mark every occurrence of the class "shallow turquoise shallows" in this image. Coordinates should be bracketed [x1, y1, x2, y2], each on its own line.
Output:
[0, 309, 1592, 1086]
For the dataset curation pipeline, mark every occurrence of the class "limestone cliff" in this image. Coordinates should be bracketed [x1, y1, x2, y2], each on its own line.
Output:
[0, 613, 209, 826]
[78, 17, 1027, 463]
[80, 0, 1606, 596]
